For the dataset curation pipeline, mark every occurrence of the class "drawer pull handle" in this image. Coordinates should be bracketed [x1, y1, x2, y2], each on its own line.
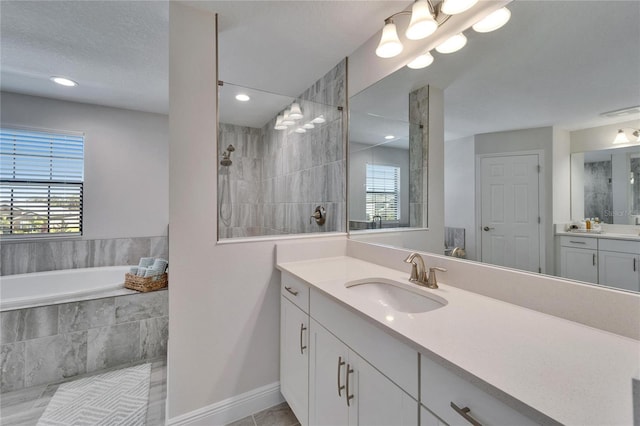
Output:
[337, 356, 345, 396]
[299, 323, 307, 354]
[451, 402, 483, 426]
[569, 240, 587, 245]
[346, 363, 355, 407]
[284, 286, 299, 296]
[593, 253, 596, 266]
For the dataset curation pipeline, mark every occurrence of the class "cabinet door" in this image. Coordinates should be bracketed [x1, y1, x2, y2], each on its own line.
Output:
[420, 406, 446, 426]
[598, 251, 640, 292]
[309, 319, 349, 426]
[560, 246, 598, 284]
[349, 350, 418, 426]
[281, 297, 309, 425]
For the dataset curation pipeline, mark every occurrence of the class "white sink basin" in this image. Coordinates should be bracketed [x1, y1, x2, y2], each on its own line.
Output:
[345, 278, 446, 313]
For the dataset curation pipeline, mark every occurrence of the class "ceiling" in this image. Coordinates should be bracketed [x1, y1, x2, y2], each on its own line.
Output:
[1, 1, 639, 143]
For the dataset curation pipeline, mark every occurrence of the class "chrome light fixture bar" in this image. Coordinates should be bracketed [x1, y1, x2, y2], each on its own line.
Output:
[375, 1, 511, 70]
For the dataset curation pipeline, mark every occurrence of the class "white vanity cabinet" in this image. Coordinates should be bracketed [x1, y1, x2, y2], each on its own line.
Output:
[559, 236, 598, 284]
[280, 274, 310, 425]
[420, 355, 538, 426]
[308, 319, 417, 426]
[598, 239, 640, 292]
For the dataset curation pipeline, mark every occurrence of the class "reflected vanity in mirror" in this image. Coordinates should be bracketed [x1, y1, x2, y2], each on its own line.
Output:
[347, 0, 640, 293]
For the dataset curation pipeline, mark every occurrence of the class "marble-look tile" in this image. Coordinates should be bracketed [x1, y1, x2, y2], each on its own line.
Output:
[33, 239, 91, 273]
[115, 291, 168, 323]
[57, 298, 115, 333]
[253, 402, 298, 426]
[0, 383, 45, 410]
[91, 237, 151, 267]
[1, 306, 59, 344]
[87, 322, 140, 371]
[24, 332, 87, 388]
[140, 316, 168, 359]
[0, 242, 36, 276]
[410, 203, 424, 228]
[1, 342, 25, 392]
[150, 236, 169, 260]
[409, 169, 423, 204]
[326, 160, 345, 203]
[227, 416, 256, 426]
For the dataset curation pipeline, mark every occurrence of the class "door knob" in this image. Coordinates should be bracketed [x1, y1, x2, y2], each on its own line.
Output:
[483, 226, 494, 232]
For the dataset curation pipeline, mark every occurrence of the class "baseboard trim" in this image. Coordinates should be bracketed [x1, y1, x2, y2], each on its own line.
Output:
[166, 382, 284, 426]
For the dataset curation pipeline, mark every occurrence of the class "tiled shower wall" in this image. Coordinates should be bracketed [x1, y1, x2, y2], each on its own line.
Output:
[0, 236, 168, 276]
[408, 86, 429, 227]
[0, 290, 168, 393]
[584, 161, 613, 223]
[218, 59, 346, 238]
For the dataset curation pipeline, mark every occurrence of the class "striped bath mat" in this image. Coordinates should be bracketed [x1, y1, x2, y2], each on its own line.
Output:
[37, 363, 151, 426]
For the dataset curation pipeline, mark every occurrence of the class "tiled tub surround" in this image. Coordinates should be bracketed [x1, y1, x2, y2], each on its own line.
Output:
[0, 235, 168, 276]
[0, 290, 168, 393]
[218, 59, 346, 239]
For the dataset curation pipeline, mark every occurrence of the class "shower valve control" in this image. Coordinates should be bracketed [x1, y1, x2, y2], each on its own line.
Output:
[311, 206, 326, 226]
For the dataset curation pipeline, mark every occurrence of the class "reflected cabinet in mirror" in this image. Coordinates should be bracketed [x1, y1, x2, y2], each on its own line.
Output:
[347, 1, 640, 293]
[217, 60, 347, 240]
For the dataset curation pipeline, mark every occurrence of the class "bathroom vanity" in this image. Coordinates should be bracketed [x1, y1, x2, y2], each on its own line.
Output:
[557, 231, 640, 292]
[277, 241, 639, 426]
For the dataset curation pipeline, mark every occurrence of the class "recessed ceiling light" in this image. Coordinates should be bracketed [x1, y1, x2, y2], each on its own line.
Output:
[385, 135, 395, 140]
[235, 94, 250, 102]
[50, 76, 78, 87]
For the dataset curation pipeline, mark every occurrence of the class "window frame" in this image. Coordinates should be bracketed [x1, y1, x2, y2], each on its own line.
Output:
[365, 163, 401, 222]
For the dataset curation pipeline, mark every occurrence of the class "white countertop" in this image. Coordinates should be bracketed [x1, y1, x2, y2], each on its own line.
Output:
[556, 230, 640, 241]
[277, 256, 640, 426]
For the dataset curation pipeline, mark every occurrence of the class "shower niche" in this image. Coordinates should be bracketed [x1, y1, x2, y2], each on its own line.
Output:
[217, 61, 346, 239]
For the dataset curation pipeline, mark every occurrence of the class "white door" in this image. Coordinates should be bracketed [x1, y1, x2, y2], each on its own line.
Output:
[480, 154, 540, 273]
[280, 297, 309, 425]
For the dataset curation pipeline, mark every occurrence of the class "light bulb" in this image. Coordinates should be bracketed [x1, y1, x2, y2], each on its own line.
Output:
[311, 115, 326, 124]
[613, 129, 629, 144]
[235, 94, 250, 102]
[281, 109, 295, 126]
[472, 7, 511, 33]
[303, 122, 315, 129]
[295, 127, 306, 134]
[289, 102, 303, 120]
[274, 115, 287, 130]
[407, 51, 434, 69]
[435, 33, 467, 54]
[376, 20, 403, 58]
[441, 0, 478, 15]
[406, 0, 438, 40]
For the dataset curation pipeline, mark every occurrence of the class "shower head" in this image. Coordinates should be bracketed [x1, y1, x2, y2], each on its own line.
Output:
[226, 145, 235, 152]
[220, 158, 232, 167]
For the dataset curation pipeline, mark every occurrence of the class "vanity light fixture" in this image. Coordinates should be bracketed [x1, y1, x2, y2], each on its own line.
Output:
[376, 18, 404, 58]
[281, 109, 295, 126]
[50, 76, 78, 87]
[407, 51, 434, 69]
[472, 7, 511, 33]
[613, 128, 640, 144]
[311, 115, 326, 124]
[274, 115, 288, 130]
[303, 122, 315, 130]
[405, 0, 438, 40]
[235, 94, 250, 102]
[289, 102, 303, 120]
[435, 33, 467, 54]
[294, 127, 307, 134]
[441, 0, 478, 16]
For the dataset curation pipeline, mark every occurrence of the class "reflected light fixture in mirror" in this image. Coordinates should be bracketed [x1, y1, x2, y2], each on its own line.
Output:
[274, 115, 287, 130]
[407, 51, 434, 69]
[472, 7, 511, 33]
[235, 93, 250, 101]
[281, 109, 295, 126]
[50, 76, 78, 87]
[289, 102, 303, 119]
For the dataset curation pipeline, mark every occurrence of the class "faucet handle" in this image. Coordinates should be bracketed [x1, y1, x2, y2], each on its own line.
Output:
[427, 267, 447, 289]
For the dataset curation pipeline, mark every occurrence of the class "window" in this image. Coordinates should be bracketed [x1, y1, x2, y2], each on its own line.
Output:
[366, 164, 400, 221]
[0, 128, 84, 237]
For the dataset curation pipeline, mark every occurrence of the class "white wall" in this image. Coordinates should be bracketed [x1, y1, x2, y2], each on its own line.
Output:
[571, 119, 640, 153]
[570, 153, 585, 220]
[444, 136, 476, 260]
[552, 128, 571, 224]
[0, 91, 168, 239]
[349, 142, 409, 224]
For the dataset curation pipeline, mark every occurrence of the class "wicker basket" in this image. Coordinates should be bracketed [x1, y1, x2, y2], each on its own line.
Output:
[124, 272, 168, 292]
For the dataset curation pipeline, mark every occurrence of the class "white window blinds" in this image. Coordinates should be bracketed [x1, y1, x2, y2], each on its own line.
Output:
[366, 164, 400, 221]
[0, 128, 84, 237]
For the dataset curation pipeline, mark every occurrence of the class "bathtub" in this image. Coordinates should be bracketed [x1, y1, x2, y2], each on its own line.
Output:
[0, 265, 134, 311]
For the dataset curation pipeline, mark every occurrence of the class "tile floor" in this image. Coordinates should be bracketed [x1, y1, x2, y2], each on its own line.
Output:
[0, 358, 167, 426]
[0, 357, 298, 426]
[227, 402, 299, 426]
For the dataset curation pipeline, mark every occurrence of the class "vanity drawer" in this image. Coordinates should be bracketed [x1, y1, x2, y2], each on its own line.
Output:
[420, 355, 538, 426]
[559, 235, 597, 250]
[281, 272, 310, 313]
[598, 238, 640, 255]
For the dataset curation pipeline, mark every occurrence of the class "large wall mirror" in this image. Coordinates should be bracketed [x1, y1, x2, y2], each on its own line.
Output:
[347, 0, 640, 293]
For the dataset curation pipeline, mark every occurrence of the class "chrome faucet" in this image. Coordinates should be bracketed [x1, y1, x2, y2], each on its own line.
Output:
[404, 252, 427, 286]
[404, 252, 446, 289]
